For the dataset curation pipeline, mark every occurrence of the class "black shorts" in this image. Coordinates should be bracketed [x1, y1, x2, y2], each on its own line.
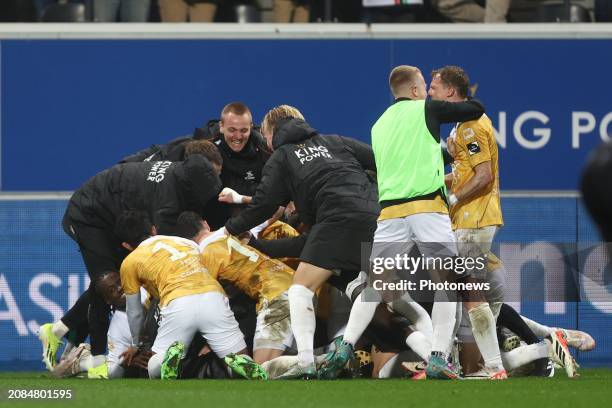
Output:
[62, 214, 126, 278]
[300, 215, 376, 272]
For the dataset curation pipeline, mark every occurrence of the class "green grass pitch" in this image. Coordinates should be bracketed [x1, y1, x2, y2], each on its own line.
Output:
[1, 370, 611, 408]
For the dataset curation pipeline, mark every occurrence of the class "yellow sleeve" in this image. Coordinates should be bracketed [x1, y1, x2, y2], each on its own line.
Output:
[260, 221, 300, 240]
[461, 121, 492, 168]
[119, 256, 141, 296]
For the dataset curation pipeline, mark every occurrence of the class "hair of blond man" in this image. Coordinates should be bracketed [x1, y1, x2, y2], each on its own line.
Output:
[261, 105, 305, 135]
[184, 140, 223, 166]
[220, 102, 252, 121]
[389, 65, 421, 97]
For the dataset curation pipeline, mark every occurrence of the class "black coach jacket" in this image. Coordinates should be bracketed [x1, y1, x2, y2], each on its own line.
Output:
[66, 154, 222, 235]
[225, 118, 380, 235]
[119, 120, 270, 197]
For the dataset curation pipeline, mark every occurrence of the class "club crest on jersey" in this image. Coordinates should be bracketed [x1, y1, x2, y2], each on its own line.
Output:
[147, 161, 172, 183]
[244, 171, 255, 181]
[467, 141, 481, 155]
[462, 127, 475, 140]
[294, 145, 332, 164]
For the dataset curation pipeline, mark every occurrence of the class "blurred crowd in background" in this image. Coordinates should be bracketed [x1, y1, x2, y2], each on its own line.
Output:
[0, 0, 610, 24]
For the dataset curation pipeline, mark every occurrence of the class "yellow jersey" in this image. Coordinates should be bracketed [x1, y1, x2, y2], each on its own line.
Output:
[450, 114, 503, 229]
[120, 235, 223, 307]
[259, 220, 301, 270]
[199, 230, 294, 310]
[378, 195, 449, 221]
[260, 220, 300, 241]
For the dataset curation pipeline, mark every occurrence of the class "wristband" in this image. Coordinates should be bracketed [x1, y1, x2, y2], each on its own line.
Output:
[221, 187, 245, 204]
[233, 191, 245, 204]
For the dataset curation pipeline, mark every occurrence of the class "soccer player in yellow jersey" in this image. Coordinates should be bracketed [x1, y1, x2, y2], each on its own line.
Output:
[115, 211, 264, 379]
[175, 211, 295, 364]
[428, 65, 506, 379]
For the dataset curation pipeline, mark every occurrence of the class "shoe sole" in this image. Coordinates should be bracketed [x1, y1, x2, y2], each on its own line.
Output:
[426, 368, 458, 380]
[161, 344, 183, 380]
[240, 362, 267, 380]
[318, 350, 355, 380]
[502, 336, 522, 352]
[318, 361, 345, 379]
[225, 355, 268, 380]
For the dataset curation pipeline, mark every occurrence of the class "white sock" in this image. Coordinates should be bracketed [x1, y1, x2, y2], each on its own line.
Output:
[288, 284, 316, 367]
[501, 341, 549, 370]
[521, 315, 554, 337]
[431, 300, 456, 354]
[377, 354, 398, 379]
[405, 331, 431, 362]
[79, 355, 106, 371]
[147, 353, 163, 379]
[390, 294, 433, 339]
[343, 287, 380, 346]
[468, 303, 503, 370]
[52, 321, 69, 338]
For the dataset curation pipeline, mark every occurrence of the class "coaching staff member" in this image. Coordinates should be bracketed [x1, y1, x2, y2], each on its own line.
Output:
[224, 105, 380, 378]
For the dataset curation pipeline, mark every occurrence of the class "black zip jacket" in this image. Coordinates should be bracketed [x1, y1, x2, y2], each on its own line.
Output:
[66, 155, 222, 235]
[214, 134, 271, 197]
[119, 120, 270, 196]
[422, 97, 485, 143]
[225, 118, 380, 235]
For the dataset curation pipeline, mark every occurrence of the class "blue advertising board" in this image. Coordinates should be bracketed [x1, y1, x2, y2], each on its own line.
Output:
[0, 196, 611, 370]
[1, 37, 610, 191]
[0, 29, 611, 370]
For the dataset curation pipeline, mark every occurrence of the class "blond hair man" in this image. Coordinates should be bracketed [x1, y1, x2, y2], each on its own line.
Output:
[322, 65, 486, 380]
[224, 105, 380, 378]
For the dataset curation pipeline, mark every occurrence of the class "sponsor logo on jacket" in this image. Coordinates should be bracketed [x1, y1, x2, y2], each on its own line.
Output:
[147, 161, 172, 183]
[294, 145, 333, 164]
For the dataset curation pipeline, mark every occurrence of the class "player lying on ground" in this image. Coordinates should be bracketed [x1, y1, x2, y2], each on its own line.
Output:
[52, 272, 263, 380]
[38, 141, 224, 368]
[51, 272, 152, 379]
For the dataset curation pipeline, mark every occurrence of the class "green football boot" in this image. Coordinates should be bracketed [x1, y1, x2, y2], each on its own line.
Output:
[224, 354, 268, 380]
[38, 323, 63, 370]
[161, 341, 184, 380]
